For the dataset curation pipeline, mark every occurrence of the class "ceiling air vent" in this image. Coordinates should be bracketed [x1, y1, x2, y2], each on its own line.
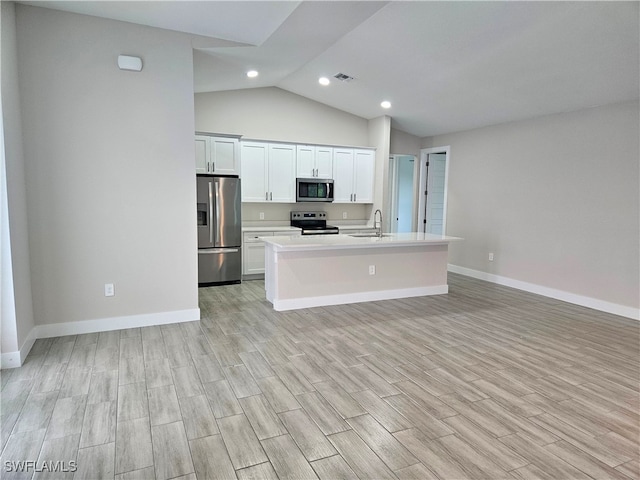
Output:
[333, 73, 355, 82]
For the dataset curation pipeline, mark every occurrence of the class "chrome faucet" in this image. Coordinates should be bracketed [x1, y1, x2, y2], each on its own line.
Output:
[374, 209, 383, 237]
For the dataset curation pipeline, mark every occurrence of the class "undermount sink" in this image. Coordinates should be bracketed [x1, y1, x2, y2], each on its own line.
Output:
[348, 233, 393, 238]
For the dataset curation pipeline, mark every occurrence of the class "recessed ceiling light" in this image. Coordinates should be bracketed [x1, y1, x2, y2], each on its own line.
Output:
[246, 70, 259, 78]
[318, 77, 330, 86]
[381, 101, 391, 109]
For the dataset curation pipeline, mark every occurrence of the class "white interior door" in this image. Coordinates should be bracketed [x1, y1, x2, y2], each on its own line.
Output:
[425, 154, 446, 234]
[417, 147, 449, 234]
[396, 156, 415, 232]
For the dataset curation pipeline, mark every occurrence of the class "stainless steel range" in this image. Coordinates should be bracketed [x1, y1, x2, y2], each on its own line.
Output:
[290, 211, 339, 235]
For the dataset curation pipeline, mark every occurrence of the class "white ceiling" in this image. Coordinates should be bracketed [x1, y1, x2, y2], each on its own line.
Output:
[21, 1, 640, 137]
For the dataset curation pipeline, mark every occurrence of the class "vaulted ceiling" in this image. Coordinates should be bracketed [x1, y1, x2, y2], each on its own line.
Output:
[21, 1, 640, 137]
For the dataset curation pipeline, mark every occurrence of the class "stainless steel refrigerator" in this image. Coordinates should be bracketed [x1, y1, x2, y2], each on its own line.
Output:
[197, 175, 241, 285]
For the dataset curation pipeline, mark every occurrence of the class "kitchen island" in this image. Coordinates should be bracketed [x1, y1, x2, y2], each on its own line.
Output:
[263, 233, 461, 311]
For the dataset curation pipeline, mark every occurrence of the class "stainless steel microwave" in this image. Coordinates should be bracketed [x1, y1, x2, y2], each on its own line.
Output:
[296, 178, 334, 202]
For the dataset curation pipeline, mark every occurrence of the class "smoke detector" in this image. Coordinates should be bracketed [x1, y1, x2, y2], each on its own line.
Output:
[333, 73, 355, 82]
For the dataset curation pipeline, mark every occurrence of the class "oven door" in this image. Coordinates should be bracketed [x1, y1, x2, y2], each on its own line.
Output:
[296, 178, 334, 202]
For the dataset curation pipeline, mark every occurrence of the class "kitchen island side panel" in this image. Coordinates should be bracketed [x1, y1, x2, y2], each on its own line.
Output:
[269, 244, 448, 305]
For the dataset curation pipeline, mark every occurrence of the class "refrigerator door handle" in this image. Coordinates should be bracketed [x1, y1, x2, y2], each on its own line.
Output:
[214, 180, 221, 246]
[208, 181, 214, 244]
[200, 248, 239, 254]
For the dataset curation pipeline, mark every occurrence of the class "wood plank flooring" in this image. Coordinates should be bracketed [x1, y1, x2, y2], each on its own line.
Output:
[1, 273, 638, 479]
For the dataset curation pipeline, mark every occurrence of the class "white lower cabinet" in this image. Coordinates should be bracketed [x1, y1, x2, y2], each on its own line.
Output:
[242, 230, 298, 277]
[243, 232, 273, 276]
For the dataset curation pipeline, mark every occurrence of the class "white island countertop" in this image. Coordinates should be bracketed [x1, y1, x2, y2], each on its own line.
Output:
[262, 232, 461, 252]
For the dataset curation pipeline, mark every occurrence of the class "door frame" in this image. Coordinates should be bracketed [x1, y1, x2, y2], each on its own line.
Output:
[417, 146, 450, 234]
[388, 155, 399, 233]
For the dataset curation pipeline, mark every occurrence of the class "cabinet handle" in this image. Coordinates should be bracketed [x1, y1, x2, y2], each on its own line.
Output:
[354, 193, 356, 202]
[270, 192, 273, 201]
[265, 192, 268, 201]
[212, 162, 215, 172]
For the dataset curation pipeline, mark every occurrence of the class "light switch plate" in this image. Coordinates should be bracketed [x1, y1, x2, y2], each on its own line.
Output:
[105, 283, 115, 297]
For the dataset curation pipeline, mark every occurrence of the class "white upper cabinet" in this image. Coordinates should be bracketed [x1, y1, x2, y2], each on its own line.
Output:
[296, 145, 333, 179]
[353, 149, 375, 203]
[241, 142, 269, 202]
[296, 145, 315, 178]
[333, 148, 355, 202]
[195, 135, 210, 174]
[241, 141, 296, 203]
[241, 140, 373, 204]
[333, 148, 375, 203]
[211, 137, 239, 175]
[195, 135, 240, 175]
[268, 144, 296, 202]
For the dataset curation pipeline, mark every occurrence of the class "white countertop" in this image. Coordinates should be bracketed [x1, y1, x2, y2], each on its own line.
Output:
[242, 224, 374, 233]
[242, 226, 300, 233]
[262, 232, 462, 252]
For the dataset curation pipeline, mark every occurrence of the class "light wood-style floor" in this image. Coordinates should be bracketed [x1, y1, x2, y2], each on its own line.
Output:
[1, 273, 638, 480]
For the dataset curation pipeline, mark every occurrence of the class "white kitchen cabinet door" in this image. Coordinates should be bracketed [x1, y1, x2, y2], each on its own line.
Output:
[353, 149, 375, 203]
[315, 146, 333, 179]
[241, 142, 269, 202]
[196, 135, 240, 175]
[268, 144, 296, 202]
[296, 145, 315, 178]
[244, 242, 268, 275]
[211, 137, 239, 175]
[195, 135, 210, 174]
[243, 232, 273, 275]
[333, 148, 355, 203]
[296, 145, 333, 179]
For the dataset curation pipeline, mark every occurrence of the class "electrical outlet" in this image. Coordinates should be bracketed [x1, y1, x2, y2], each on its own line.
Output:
[104, 283, 115, 297]
[369, 265, 376, 275]
[488, 253, 494, 261]
[343, 212, 348, 219]
[259, 212, 265, 220]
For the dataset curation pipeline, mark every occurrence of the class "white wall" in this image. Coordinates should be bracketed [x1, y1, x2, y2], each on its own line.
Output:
[369, 116, 391, 230]
[390, 127, 421, 157]
[195, 87, 370, 146]
[1, 1, 35, 366]
[14, 5, 199, 330]
[424, 101, 640, 312]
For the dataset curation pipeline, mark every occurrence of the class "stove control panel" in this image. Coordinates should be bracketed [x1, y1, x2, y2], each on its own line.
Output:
[291, 211, 326, 220]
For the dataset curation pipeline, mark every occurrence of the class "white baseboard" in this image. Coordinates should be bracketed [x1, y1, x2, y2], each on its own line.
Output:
[272, 285, 448, 311]
[1, 308, 201, 369]
[35, 308, 201, 338]
[448, 264, 640, 321]
[0, 327, 37, 369]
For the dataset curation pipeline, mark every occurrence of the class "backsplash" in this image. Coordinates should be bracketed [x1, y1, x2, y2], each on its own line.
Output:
[242, 203, 370, 225]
